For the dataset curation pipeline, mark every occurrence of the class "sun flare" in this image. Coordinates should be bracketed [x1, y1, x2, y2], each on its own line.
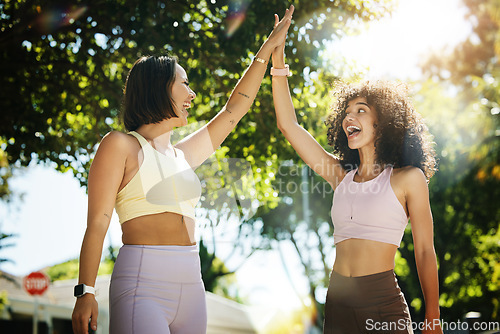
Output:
[327, 0, 472, 79]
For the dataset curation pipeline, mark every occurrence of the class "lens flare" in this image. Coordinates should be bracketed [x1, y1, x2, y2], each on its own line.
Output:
[225, 0, 251, 38]
[33, 6, 87, 34]
[226, 12, 246, 38]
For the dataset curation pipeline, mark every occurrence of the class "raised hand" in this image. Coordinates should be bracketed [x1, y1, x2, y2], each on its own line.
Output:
[265, 5, 294, 51]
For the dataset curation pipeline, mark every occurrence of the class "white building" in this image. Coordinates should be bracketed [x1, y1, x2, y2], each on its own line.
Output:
[0, 270, 278, 333]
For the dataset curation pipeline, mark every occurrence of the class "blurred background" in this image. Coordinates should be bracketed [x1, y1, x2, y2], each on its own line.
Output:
[0, 0, 498, 333]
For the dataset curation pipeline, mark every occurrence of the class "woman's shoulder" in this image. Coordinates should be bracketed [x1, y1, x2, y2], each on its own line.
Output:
[99, 131, 136, 146]
[97, 131, 139, 156]
[393, 166, 425, 177]
[392, 166, 428, 189]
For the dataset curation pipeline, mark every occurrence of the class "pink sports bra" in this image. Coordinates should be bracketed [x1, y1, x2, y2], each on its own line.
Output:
[331, 166, 408, 247]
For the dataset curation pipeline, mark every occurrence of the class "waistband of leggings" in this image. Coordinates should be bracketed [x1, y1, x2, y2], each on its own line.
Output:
[329, 268, 403, 307]
[114, 244, 202, 283]
[331, 268, 395, 281]
[122, 244, 199, 252]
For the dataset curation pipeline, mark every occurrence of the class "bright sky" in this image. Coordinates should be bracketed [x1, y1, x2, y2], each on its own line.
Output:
[0, 0, 471, 313]
[327, 0, 471, 80]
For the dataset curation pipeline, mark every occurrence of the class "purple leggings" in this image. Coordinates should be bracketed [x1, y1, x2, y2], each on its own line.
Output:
[109, 245, 207, 334]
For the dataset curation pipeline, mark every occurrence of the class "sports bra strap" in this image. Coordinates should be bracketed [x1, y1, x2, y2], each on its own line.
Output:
[128, 131, 149, 148]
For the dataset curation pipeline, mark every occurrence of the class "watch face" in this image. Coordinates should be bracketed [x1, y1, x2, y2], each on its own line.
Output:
[74, 284, 84, 296]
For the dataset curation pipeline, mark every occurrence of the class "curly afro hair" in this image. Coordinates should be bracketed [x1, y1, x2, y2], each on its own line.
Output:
[325, 80, 437, 180]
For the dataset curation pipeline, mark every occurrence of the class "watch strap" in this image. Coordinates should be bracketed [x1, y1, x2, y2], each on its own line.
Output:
[74, 283, 96, 297]
[270, 64, 292, 77]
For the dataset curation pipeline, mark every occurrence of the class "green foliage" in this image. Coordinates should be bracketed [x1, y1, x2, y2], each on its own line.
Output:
[0, 0, 391, 201]
[0, 233, 16, 266]
[407, 0, 500, 321]
[395, 80, 500, 321]
[5, 0, 460, 327]
[0, 233, 12, 310]
[199, 238, 242, 301]
[46, 258, 79, 281]
[0, 290, 8, 313]
[0, 0, 393, 313]
[0, 146, 12, 201]
[253, 164, 335, 327]
[47, 257, 114, 282]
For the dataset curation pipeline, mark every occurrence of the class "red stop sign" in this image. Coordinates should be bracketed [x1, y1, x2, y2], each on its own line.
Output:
[23, 271, 50, 296]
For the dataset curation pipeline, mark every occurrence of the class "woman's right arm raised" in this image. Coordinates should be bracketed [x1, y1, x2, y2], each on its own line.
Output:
[72, 131, 128, 334]
[271, 44, 344, 187]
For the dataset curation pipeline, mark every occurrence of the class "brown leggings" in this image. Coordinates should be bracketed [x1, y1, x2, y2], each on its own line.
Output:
[323, 269, 413, 334]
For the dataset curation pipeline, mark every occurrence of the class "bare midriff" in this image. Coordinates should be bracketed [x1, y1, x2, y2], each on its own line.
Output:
[332, 238, 398, 277]
[121, 212, 196, 246]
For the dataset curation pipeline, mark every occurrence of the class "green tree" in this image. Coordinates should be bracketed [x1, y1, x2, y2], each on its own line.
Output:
[0, 290, 8, 313]
[408, 0, 500, 321]
[1, 0, 393, 310]
[392, 80, 499, 322]
[0, 0, 394, 323]
[0, 232, 16, 312]
[254, 164, 334, 328]
[0, 233, 15, 266]
[198, 238, 242, 301]
[0, 0, 392, 200]
[47, 251, 115, 282]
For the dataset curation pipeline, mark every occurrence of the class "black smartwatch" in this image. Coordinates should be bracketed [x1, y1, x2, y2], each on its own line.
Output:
[74, 283, 96, 298]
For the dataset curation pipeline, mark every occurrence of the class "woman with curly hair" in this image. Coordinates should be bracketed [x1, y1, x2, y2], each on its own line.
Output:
[271, 42, 442, 332]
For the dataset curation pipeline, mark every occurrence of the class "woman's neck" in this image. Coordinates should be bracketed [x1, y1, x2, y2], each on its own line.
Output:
[136, 123, 174, 150]
[357, 146, 386, 180]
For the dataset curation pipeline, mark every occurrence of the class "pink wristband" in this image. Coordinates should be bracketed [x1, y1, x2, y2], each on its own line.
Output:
[270, 64, 292, 77]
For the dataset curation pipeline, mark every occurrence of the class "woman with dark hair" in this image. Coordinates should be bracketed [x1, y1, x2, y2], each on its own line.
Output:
[271, 44, 443, 332]
[71, 6, 294, 334]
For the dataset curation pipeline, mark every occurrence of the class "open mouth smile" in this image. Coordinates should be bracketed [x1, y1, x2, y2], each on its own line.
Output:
[346, 125, 361, 138]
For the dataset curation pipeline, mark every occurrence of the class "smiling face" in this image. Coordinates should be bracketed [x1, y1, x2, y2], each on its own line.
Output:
[342, 97, 378, 150]
[171, 64, 196, 126]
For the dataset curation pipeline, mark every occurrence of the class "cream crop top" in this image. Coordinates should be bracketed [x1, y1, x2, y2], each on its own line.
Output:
[115, 131, 202, 224]
[331, 166, 409, 247]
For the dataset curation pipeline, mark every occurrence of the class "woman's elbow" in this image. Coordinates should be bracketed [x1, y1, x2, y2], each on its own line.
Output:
[276, 118, 297, 133]
[276, 121, 285, 133]
[415, 244, 437, 260]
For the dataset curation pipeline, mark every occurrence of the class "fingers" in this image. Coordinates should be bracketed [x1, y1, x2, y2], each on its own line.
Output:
[276, 6, 294, 32]
[275, 4, 294, 27]
[281, 5, 294, 21]
[275, 17, 292, 36]
[71, 319, 77, 334]
[72, 313, 89, 334]
[72, 298, 98, 334]
[267, 5, 294, 49]
[89, 308, 98, 332]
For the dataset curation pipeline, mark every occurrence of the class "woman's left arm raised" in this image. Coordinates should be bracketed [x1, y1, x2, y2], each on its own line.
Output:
[175, 5, 294, 168]
[406, 167, 443, 334]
